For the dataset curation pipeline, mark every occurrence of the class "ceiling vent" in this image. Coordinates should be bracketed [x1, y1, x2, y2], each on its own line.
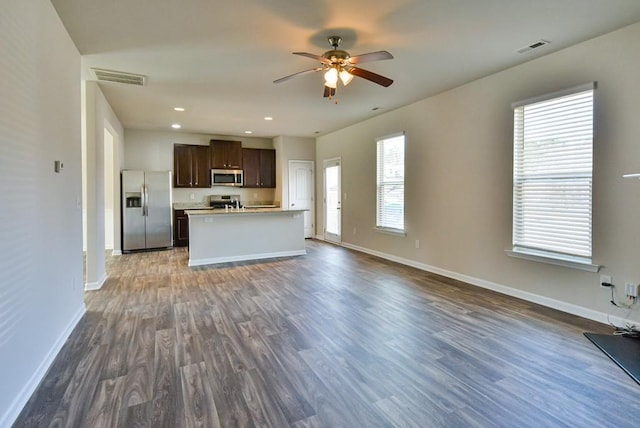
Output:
[516, 40, 550, 54]
[92, 68, 146, 86]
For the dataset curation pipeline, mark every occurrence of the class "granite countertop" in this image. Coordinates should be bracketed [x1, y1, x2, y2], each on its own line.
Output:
[173, 202, 210, 210]
[175, 202, 280, 210]
[184, 207, 306, 216]
[242, 204, 279, 208]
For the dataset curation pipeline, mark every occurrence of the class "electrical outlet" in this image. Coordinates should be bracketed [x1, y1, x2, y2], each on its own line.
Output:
[189, 193, 195, 200]
[600, 275, 612, 287]
[353, 227, 357, 235]
[415, 239, 420, 249]
[624, 283, 639, 298]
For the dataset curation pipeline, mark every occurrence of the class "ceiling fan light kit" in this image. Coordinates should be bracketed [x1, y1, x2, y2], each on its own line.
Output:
[339, 69, 354, 86]
[324, 67, 338, 87]
[274, 35, 394, 102]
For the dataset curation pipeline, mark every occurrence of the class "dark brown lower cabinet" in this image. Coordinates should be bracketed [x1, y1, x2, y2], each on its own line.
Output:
[174, 210, 189, 247]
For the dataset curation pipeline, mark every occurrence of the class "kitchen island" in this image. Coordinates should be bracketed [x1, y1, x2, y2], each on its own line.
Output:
[185, 208, 307, 266]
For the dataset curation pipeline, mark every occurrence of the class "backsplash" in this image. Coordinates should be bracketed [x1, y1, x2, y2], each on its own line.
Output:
[172, 187, 277, 204]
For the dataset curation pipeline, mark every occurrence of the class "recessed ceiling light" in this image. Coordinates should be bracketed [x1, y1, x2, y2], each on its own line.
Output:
[174, 107, 185, 111]
[264, 117, 273, 121]
[244, 130, 253, 134]
[171, 123, 181, 129]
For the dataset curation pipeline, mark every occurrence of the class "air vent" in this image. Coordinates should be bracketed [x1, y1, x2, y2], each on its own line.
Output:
[92, 68, 146, 86]
[516, 40, 550, 54]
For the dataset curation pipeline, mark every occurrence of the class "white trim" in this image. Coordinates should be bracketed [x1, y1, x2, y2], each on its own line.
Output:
[288, 160, 315, 238]
[111, 249, 122, 256]
[315, 234, 325, 241]
[0, 304, 86, 428]
[84, 273, 107, 291]
[506, 248, 600, 272]
[374, 226, 407, 237]
[188, 249, 306, 267]
[511, 81, 596, 109]
[322, 157, 341, 168]
[340, 242, 628, 327]
[375, 130, 405, 142]
[323, 157, 342, 244]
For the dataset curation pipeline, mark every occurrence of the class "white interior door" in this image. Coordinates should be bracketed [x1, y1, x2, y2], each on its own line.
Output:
[324, 158, 341, 243]
[289, 160, 314, 238]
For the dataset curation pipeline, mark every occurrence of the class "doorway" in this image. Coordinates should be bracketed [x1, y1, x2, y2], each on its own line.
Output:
[323, 158, 341, 243]
[288, 160, 314, 238]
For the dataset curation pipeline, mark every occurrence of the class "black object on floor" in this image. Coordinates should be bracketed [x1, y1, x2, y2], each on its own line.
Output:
[584, 332, 640, 385]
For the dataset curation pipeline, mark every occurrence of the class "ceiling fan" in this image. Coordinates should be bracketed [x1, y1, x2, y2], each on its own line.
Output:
[273, 36, 394, 100]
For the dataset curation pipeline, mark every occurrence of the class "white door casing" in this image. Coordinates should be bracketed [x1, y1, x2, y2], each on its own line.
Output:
[288, 160, 314, 238]
[323, 158, 341, 243]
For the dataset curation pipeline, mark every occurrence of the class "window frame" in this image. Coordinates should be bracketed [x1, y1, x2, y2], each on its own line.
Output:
[375, 132, 406, 235]
[507, 82, 600, 272]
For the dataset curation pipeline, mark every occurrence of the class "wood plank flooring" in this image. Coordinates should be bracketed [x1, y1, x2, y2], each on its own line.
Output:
[14, 240, 640, 427]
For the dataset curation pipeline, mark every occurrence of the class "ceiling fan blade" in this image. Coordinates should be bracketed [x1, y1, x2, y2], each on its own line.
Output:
[323, 86, 336, 98]
[273, 68, 321, 84]
[348, 50, 393, 64]
[349, 67, 394, 87]
[293, 52, 333, 65]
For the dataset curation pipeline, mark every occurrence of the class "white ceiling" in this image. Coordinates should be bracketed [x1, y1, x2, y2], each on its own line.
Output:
[51, 0, 640, 138]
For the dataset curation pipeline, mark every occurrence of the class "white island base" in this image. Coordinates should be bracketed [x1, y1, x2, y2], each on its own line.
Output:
[186, 209, 307, 266]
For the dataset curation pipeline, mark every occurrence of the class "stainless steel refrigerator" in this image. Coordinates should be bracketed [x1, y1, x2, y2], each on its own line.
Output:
[122, 170, 172, 251]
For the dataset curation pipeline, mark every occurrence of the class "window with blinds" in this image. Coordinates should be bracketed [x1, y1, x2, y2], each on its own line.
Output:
[512, 82, 595, 262]
[376, 133, 405, 232]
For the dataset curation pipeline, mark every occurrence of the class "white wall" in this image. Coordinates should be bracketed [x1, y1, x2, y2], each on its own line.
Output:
[0, 1, 85, 425]
[83, 81, 123, 289]
[316, 22, 640, 325]
[104, 128, 115, 249]
[124, 129, 276, 204]
[273, 136, 316, 208]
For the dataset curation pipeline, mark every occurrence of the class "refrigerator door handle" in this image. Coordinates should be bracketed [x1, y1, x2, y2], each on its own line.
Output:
[145, 185, 150, 216]
[142, 185, 147, 216]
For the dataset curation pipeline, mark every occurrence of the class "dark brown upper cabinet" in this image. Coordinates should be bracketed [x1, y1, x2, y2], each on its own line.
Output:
[242, 148, 276, 188]
[210, 139, 242, 169]
[174, 144, 211, 188]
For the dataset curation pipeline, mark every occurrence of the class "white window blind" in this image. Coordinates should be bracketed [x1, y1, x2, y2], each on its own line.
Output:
[376, 133, 405, 231]
[512, 83, 594, 260]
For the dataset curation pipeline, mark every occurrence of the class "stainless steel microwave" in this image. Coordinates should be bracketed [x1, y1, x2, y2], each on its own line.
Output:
[211, 169, 243, 187]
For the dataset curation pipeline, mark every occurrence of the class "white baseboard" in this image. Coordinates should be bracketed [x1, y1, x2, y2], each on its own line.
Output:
[0, 304, 86, 428]
[84, 273, 107, 291]
[111, 249, 122, 256]
[314, 234, 324, 241]
[340, 242, 636, 329]
[189, 250, 307, 267]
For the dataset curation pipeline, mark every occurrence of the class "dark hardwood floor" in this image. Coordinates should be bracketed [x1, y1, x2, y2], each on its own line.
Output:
[14, 240, 640, 427]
